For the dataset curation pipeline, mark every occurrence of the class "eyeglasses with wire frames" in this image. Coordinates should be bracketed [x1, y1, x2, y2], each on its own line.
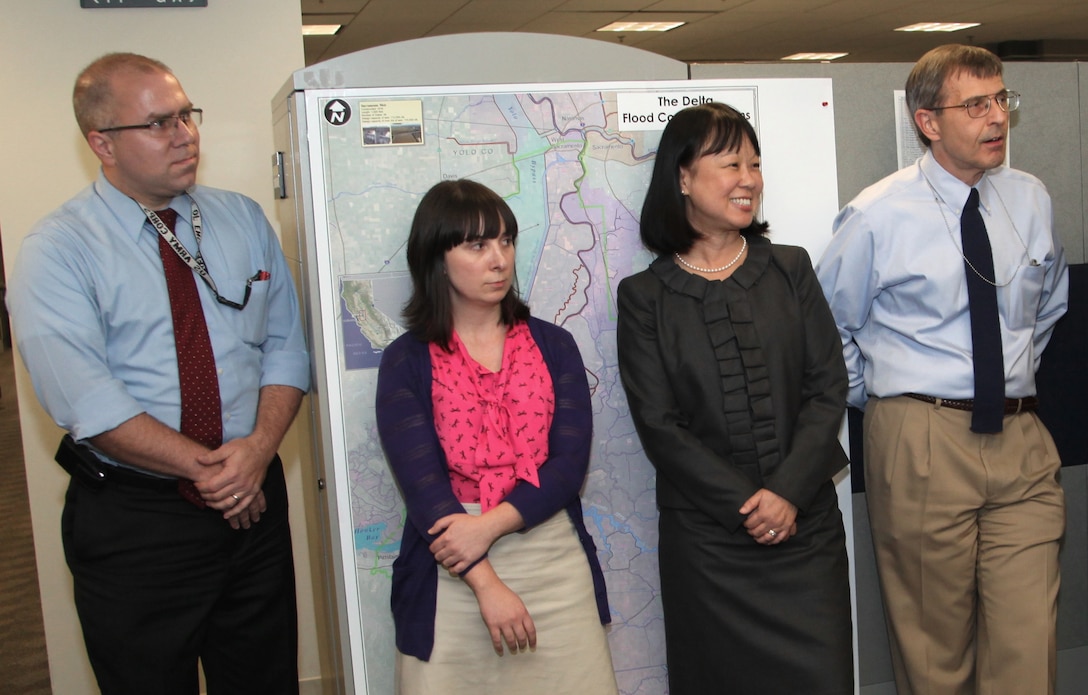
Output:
[926, 90, 1020, 119]
[97, 108, 203, 137]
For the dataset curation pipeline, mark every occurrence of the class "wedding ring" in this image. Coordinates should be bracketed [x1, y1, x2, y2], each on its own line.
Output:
[231, 493, 240, 502]
[767, 529, 778, 538]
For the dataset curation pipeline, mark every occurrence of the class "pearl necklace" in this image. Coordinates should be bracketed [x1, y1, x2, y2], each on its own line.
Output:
[674, 236, 747, 274]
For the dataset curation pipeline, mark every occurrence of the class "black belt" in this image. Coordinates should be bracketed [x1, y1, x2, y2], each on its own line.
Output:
[904, 393, 1038, 414]
[99, 463, 178, 490]
[55, 434, 177, 491]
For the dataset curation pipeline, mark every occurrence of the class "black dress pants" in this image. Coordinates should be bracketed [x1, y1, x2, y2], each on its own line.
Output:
[61, 457, 299, 695]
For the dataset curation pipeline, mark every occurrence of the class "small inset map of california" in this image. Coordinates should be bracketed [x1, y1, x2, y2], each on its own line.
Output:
[339, 274, 410, 370]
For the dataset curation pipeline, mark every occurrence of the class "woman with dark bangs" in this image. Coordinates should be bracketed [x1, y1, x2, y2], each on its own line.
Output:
[617, 103, 853, 693]
[376, 179, 617, 695]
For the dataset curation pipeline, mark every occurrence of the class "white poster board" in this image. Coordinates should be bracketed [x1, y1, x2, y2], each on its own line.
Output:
[302, 77, 840, 695]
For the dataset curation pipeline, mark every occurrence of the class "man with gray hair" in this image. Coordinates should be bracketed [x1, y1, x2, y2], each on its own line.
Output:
[8, 53, 309, 694]
[817, 44, 1067, 694]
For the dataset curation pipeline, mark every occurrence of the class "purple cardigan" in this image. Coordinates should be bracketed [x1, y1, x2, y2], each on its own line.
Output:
[375, 316, 611, 660]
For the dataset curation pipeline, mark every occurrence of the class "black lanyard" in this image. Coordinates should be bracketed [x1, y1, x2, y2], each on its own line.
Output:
[141, 198, 258, 310]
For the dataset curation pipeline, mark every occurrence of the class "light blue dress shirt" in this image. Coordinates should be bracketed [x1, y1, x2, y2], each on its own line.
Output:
[816, 151, 1068, 410]
[8, 173, 310, 464]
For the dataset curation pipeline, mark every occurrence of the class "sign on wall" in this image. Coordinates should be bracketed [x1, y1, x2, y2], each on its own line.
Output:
[81, 1, 207, 8]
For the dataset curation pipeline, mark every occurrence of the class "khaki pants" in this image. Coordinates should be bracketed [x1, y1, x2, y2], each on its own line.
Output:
[863, 396, 1064, 695]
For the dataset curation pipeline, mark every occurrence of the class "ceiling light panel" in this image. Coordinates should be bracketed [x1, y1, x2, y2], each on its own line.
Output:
[781, 52, 848, 61]
[597, 21, 686, 32]
[895, 22, 981, 33]
[303, 24, 342, 36]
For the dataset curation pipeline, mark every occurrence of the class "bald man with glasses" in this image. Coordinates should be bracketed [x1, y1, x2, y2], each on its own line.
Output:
[817, 44, 1068, 694]
[7, 53, 309, 694]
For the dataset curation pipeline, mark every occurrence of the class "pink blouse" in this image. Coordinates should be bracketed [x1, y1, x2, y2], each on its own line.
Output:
[430, 322, 554, 512]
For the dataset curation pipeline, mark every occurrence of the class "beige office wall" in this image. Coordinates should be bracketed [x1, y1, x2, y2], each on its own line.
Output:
[0, 2, 334, 693]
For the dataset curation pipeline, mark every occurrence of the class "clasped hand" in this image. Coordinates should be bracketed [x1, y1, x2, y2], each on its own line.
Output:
[429, 513, 499, 575]
[430, 512, 538, 655]
[193, 436, 272, 529]
[740, 488, 798, 545]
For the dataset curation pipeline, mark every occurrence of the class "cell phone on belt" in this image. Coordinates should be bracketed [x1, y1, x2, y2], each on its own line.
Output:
[54, 434, 107, 487]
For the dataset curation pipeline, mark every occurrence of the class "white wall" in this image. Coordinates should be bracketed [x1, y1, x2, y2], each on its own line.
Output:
[0, 2, 333, 693]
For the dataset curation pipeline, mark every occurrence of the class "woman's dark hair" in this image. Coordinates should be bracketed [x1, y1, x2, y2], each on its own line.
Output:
[639, 102, 769, 255]
[402, 179, 530, 350]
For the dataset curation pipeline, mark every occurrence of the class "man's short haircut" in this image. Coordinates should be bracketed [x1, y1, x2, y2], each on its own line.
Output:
[73, 53, 174, 137]
[906, 44, 1004, 147]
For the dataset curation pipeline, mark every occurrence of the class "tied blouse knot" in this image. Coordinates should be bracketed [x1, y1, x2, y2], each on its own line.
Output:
[430, 322, 554, 512]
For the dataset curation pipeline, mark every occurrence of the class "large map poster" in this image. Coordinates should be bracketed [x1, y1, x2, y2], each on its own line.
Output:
[304, 78, 840, 695]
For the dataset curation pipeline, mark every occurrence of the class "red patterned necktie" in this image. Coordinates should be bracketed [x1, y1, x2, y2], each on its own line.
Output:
[155, 208, 222, 508]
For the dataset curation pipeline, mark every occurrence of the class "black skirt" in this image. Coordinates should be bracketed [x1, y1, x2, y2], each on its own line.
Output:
[658, 482, 853, 695]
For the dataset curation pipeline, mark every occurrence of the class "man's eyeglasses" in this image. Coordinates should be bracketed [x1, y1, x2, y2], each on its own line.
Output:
[926, 90, 1020, 118]
[97, 108, 203, 137]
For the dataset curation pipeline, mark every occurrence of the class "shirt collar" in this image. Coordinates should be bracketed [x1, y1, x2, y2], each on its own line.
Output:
[919, 149, 997, 217]
[92, 170, 190, 242]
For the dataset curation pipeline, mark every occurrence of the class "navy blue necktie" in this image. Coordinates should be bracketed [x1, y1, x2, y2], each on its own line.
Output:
[961, 188, 1004, 433]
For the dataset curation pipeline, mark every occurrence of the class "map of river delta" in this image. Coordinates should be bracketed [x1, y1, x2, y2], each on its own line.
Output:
[317, 86, 714, 694]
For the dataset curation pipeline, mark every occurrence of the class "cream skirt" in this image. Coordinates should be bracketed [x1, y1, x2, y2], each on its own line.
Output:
[396, 505, 617, 695]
